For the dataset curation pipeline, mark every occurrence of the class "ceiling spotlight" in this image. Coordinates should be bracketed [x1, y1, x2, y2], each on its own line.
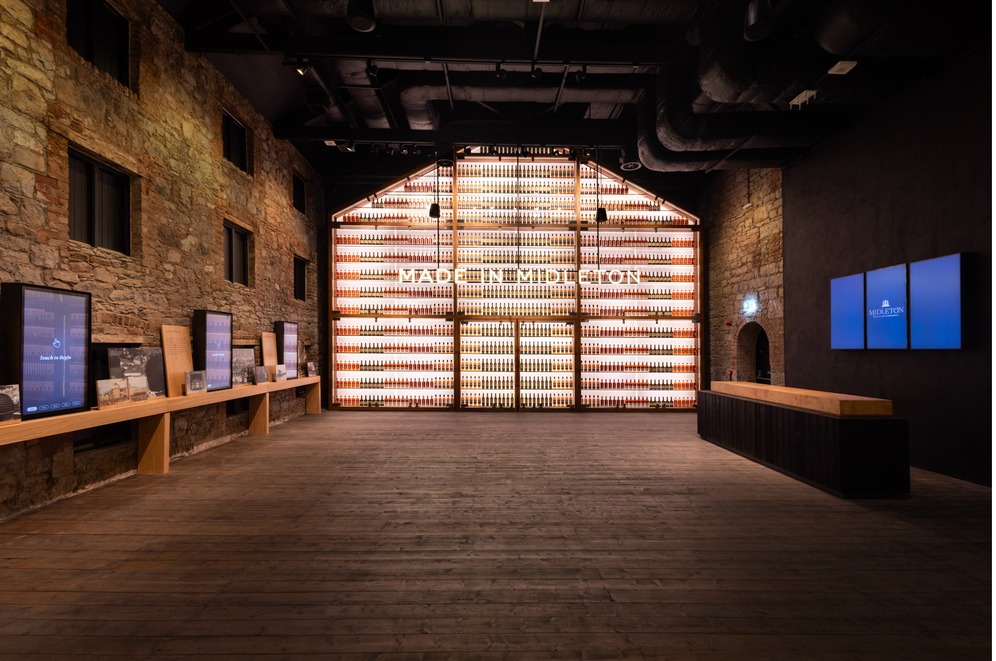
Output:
[365, 59, 378, 77]
[573, 65, 587, 83]
[495, 62, 507, 80]
[369, 144, 380, 154]
[595, 207, 608, 223]
[347, 0, 376, 33]
[531, 65, 543, 79]
[295, 59, 311, 76]
[619, 149, 642, 171]
[743, 0, 774, 42]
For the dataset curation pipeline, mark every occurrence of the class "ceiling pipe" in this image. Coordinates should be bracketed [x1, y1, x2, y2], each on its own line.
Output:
[655, 68, 853, 152]
[698, 0, 837, 106]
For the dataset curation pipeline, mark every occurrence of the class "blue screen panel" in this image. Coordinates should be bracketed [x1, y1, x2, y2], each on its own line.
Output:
[866, 264, 908, 349]
[910, 253, 961, 349]
[830, 273, 865, 349]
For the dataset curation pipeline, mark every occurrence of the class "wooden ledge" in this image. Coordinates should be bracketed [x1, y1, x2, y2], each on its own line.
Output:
[709, 382, 892, 417]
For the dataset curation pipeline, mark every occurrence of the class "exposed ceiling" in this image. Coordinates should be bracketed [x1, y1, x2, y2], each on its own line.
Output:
[156, 0, 987, 201]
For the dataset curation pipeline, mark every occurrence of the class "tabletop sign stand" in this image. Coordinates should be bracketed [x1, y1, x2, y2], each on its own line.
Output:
[261, 332, 278, 381]
[161, 325, 194, 398]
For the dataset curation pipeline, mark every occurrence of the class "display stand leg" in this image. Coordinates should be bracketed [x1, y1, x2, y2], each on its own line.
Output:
[249, 393, 270, 435]
[137, 412, 170, 474]
[305, 382, 321, 414]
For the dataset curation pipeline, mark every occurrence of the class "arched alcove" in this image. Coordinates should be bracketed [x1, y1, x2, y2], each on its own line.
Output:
[736, 322, 771, 383]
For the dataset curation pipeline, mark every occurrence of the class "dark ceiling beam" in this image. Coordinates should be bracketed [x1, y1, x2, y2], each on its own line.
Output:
[185, 27, 692, 66]
[275, 120, 633, 148]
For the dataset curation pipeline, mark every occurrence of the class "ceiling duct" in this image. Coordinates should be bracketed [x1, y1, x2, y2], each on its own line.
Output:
[655, 68, 851, 152]
[698, 0, 837, 106]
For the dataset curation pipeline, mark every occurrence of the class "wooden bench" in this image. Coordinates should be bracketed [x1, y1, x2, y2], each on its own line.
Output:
[0, 376, 322, 474]
[697, 382, 909, 497]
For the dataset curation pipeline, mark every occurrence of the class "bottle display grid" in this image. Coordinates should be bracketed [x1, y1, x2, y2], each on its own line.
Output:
[331, 154, 700, 410]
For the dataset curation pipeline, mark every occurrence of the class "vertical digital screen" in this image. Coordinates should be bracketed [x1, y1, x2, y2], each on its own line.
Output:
[20, 288, 90, 417]
[276, 322, 299, 379]
[910, 253, 961, 349]
[830, 273, 865, 349]
[866, 264, 908, 349]
[203, 312, 232, 391]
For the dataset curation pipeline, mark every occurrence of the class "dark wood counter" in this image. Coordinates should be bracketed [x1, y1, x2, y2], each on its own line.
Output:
[697, 383, 909, 498]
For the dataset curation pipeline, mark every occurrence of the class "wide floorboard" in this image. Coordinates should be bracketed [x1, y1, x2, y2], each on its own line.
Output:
[0, 412, 989, 659]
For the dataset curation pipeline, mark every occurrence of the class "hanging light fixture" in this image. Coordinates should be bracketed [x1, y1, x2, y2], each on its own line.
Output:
[515, 151, 521, 271]
[430, 160, 442, 271]
[594, 147, 607, 270]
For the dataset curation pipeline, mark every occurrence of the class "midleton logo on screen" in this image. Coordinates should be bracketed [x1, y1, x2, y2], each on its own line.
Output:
[869, 299, 904, 318]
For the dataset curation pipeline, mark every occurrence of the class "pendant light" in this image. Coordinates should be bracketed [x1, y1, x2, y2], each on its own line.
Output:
[515, 151, 521, 271]
[430, 158, 441, 270]
[594, 147, 607, 271]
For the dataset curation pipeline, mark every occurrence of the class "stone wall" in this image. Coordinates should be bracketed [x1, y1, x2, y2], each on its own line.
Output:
[0, 0, 322, 518]
[701, 169, 785, 386]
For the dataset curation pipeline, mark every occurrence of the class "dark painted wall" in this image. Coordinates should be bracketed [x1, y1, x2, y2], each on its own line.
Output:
[782, 52, 991, 484]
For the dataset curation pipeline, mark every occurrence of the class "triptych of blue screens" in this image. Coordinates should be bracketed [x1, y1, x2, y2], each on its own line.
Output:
[830, 254, 961, 350]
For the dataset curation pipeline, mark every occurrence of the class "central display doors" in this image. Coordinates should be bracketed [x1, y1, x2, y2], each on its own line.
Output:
[459, 320, 576, 409]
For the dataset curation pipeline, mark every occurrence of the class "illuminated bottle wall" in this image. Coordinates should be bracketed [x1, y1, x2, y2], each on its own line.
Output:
[330, 150, 699, 409]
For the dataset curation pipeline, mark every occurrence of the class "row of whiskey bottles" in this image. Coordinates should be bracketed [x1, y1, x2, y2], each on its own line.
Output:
[336, 343, 454, 354]
[580, 396, 697, 409]
[335, 360, 454, 372]
[580, 379, 698, 391]
[335, 394, 454, 407]
[581, 344, 700, 356]
[335, 324, 453, 337]
[581, 362, 697, 373]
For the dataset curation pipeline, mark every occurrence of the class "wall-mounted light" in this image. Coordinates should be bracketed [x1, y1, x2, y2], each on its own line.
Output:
[742, 294, 760, 316]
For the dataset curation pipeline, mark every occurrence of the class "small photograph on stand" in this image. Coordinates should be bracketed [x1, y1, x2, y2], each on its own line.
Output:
[0, 384, 21, 424]
[253, 366, 269, 385]
[127, 376, 151, 402]
[185, 370, 207, 395]
[232, 348, 256, 386]
[306, 361, 317, 377]
[97, 378, 131, 409]
[274, 364, 288, 381]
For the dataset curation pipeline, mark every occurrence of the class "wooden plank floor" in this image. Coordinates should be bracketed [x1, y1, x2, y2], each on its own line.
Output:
[0, 412, 989, 659]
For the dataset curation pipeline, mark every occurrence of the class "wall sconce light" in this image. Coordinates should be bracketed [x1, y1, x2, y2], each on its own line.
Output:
[742, 294, 759, 316]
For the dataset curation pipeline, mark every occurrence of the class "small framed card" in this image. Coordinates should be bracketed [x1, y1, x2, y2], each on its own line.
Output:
[185, 370, 207, 395]
[0, 384, 21, 424]
[274, 364, 288, 381]
[253, 366, 269, 385]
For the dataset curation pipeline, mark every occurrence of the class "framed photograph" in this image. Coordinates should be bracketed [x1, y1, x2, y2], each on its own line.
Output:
[108, 347, 166, 397]
[253, 366, 269, 385]
[0, 384, 21, 424]
[305, 361, 317, 377]
[96, 377, 131, 409]
[231, 347, 256, 386]
[274, 364, 288, 381]
[185, 370, 207, 395]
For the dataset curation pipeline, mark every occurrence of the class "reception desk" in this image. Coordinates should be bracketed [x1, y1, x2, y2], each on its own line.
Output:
[697, 383, 909, 497]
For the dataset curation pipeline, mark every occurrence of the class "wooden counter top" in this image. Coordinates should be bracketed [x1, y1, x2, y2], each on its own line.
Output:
[709, 382, 892, 417]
